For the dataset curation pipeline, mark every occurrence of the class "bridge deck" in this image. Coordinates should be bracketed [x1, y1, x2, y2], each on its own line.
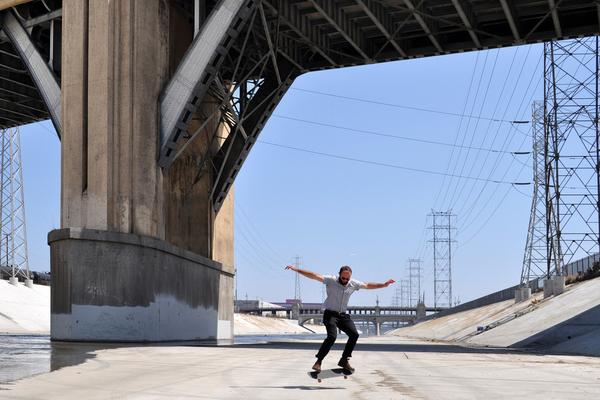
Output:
[0, 0, 598, 129]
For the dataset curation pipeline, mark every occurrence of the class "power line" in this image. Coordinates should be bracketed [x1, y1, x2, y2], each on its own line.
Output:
[445, 46, 542, 235]
[456, 68, 543, 230]
[450, 45, 529, 213]
[257, 140, 530, 185]
[432, 51, 483, 211]
[235, 225, 285, 274]
[290, 87, 530, 125]
[272, 114, 529, 155]
[235, 218, 283, 268]
[452, 47, 541, 218]
[438, 49, 497, 209]
[445, 48, 502, 209]
[235, 201, 287, 263]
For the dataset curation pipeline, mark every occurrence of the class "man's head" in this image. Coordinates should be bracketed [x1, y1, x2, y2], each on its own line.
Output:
[338, 265, 352, 285]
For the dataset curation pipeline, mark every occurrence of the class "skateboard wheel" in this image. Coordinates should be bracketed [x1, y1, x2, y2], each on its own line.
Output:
[318, 379, 322, 383]
[344, 376, 348, 379]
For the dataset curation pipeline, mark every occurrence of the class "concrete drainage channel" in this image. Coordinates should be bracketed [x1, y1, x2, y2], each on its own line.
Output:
[457, 302, 541, 342]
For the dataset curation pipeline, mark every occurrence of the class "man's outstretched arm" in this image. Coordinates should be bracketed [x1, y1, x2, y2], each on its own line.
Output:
[361, 279, 396, 289]
[285, 265, 324, 283]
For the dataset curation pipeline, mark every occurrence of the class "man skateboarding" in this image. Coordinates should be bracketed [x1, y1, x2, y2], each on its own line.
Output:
[285, 264, 395, 373]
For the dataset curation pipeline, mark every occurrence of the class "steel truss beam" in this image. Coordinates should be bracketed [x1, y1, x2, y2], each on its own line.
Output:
[159, 1, 301, 212]
[264, 0, 337, 67]
[0, 9, 60, 136]
[159, 0, 255, 168]
[308, 0, 371, 62]
[547, 0, 562, 38]
[355, 0, 407, 58]
[450, 0, 481, 48]
[211, 65, 297, 212]
[402, 0, 443, 53]
[0, 8, 62, 43]
[499, 0, 521, 43]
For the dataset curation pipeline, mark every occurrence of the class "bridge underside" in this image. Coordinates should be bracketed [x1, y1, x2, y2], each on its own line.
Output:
[0, 0, 599, 342]
[1, 0, 599, 211]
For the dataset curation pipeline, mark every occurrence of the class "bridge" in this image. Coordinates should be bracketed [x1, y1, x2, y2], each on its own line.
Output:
[241, 304, 449, 334]
[0, 0, 598, 342]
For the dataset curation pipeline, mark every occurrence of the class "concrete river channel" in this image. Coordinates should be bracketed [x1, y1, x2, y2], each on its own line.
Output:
[0, 333, 328, 385]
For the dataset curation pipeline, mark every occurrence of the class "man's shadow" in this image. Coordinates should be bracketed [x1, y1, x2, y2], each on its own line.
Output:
[229, 385, 345, 391]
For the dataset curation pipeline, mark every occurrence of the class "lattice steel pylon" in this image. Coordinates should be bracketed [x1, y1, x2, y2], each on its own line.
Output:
[429, 211, 456, 308]
[521, 101, 548, 286]
[400, 280, 410, 315]
[407, 258, 422, 307]
[391, 286, 400, 307]
[0, 128, 30, 283]
[544, 37, 600, 276]
[293, 255, 302, 303]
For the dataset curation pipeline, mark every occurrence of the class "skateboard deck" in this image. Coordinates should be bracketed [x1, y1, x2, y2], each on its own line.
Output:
[308, 368, 353, 382]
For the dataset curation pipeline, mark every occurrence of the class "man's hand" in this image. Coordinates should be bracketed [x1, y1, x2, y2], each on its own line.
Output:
[363, 279, 396, 289]
[285, 265, 298, 272]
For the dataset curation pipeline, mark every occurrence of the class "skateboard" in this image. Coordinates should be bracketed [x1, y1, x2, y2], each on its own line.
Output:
[308, 368, 353, 383]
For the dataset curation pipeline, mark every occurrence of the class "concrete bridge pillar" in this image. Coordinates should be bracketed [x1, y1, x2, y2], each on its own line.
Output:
[416, 301, 427, 320]
[51, 0, 234, 342]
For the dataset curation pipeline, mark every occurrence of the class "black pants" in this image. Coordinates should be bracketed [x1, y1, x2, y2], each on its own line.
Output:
[315, 310, 359, 361]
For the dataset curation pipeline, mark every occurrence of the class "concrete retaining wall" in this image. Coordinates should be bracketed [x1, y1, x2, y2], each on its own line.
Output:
[423, 279, 543, 321]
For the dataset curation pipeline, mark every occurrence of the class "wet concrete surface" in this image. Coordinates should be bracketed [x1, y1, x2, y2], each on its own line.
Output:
[0, 336, 52, 384]
[0, 333, 328, 385]
[0, 335, 118, 384]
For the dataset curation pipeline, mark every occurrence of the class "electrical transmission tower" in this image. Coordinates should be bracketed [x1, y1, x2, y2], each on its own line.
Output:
[0, 128, 30, 285]
[408, 258, 422, 307]
[521, 101, 548, 286]
[391, 286, 400, 307]
[293, 255, 302, 304]
[400, 280, 410, 314]
[544, 37, 600, 275]
[429, 211, 455, 308]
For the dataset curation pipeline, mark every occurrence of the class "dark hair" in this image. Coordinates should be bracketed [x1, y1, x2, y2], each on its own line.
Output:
[339, 265, 352, 274]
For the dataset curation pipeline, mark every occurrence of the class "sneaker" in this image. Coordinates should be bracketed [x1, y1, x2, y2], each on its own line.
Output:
[312, 360, 322, 373]
[338, 358, 355, 372]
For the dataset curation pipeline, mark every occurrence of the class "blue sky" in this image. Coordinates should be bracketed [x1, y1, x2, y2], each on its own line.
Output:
[21, 43, 543, 308]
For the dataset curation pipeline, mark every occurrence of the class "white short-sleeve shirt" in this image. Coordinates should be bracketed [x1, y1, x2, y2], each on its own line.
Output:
[322, 275, 364, 313]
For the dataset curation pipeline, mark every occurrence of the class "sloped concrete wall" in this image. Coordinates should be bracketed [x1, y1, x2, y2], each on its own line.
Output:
[0, 279, 49, 334]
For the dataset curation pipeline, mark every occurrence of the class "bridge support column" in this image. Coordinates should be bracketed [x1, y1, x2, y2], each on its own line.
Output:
[51, 0, 234, 342]
[416, 301, 427, 320]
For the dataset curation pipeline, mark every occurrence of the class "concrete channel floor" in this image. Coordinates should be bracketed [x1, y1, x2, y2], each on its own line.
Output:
[2, 336, 600, 399]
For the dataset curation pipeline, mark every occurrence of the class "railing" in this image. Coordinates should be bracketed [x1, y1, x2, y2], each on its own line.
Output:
[238, 305, 447, 316]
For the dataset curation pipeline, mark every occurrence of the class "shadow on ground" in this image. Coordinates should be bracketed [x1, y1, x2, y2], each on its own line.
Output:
[202, 339, 562, 356]
[229, 385, 345, 391]
[512, 303, 600, 352]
